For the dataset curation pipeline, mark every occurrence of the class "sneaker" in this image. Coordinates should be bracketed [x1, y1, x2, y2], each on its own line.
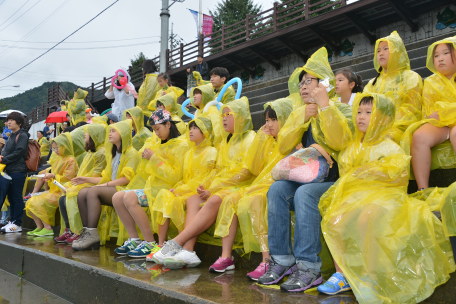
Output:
[1, 222, 22, 233]
[27, 227, 42, 236]
[24, 193, 32, 200]
[65, 233, 80, 245]
[54, 229, 72, 243]
[257, 258, 297, 285]
[317, 272, 351, 295]
[114, 239, 141, 256]
[209, 257, 235, 273]
[164, 249, 201, 269]
[128, 242, 160, 258]
[145, 244, 162, 261]
[33, 228, 54, 237]
[280, 263, 323, 292]
[152, 240, 182, 265]
[246, 262, 269, 281]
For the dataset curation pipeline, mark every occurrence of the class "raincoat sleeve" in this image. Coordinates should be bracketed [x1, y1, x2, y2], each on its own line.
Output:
[145, 144, 187, 186]
[53, 157, 78, 187]
[72, 100, 85, 116]
[105, 89, 115, 99]
[434, 101, 456, 127]
[120, 147, 140, 181]
[394, 72, 423, 131]
[218, 86, 236, 104]
[245, 129, 275, 176]
[277, 105, 310, 155]
[318, 102, 354, 151]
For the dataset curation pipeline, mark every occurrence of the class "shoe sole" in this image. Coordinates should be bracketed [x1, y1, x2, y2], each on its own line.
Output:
[114, 252, 130, 256]
[281, 276, 324, 292]
[54, 239, 69, 243]
[3, 230, 22, 233]
[152, 255, 165, 265]
[258, 267, 295, 285]
[34, 233, 53, 237]
[165, 259, 201, 270]
[127, 253, 149, 258]
[246, 274, 260, 281]
[209, 265, 235, 273]
[317, 286, 352, 295]
[72, 242, 100, 251]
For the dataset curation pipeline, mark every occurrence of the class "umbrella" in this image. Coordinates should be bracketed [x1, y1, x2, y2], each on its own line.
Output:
[0, 110, 27, 118]
[45, 111, 68, 123]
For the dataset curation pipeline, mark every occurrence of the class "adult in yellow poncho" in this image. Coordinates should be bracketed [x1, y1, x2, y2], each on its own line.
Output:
[149, 92, 186, 135]
[363, 31, 423, 143]
[153, 96, 256, 269]
[123, 106, 153, 151]
[55, 123, 107, 244]
[213, 97, 293, 278]
[37, 130, 49, 156]
[25, 133, 78, 237]
[154, 117, 217, 245]
[67, 88, 88, 125]
[137, 60, 161, 118]
[317, 93, 455, 303]
[190, 83, 223, 148]
[110, 109, 188, 258]
[210, 67, 235, 104]
[401, 36, 456, 188]
[72, 120, 140, 251]
[69, 127, 87, 167]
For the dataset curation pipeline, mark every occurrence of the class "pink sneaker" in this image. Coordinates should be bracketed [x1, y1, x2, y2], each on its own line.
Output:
[54, 229, 72, 243]
[209, 257, 235, 273]
[246, 262, 269, 281]
[64, 233, 80, 244]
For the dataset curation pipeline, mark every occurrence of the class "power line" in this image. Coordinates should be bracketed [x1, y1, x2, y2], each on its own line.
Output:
[0, 0, 120, 82]
[0, 41, 159, 50]
[0, 0, 42, 33]
[0, 0, 31, 29]
[0, 36, 161, 44]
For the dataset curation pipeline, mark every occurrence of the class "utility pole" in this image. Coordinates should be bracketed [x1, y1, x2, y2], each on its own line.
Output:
[160, 0, 170, 73]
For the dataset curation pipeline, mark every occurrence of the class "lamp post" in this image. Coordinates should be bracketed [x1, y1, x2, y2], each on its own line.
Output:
[0, 85, 20, 88]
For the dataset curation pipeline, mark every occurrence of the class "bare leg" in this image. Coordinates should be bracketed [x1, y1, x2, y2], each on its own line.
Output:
[112, 191, 139, 239]
[174, 195, 223, 250]
[158, 219, 170, 245]
[411, 124, 448, 189]
[32, 178, 45, 193]
[28, 211, 43, 229]
[124, 191, 155, 243]
[221, 214, 238, 259]
[334, 259, 343, 273]
[261, 251, 270, 263]
[179, 194, 204, 250]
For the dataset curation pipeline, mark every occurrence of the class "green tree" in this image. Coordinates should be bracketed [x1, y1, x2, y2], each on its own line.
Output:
[209, 0, 262, 51]
[277, 0, 340, 28]
[130, 52, 147, 69]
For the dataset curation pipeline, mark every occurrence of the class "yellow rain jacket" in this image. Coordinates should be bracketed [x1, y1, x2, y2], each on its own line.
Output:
[26, 133, 78, 225]
[65, 124, 107, 235]
[154, 117, 217, 231]
[123, 106, 153, 151]
[215, 98, 294, 254]
[277, 47, 354, 161]
[70, 127, 87, 167]
[190, 83, 223, 148]
[38, 136, 49, 156]
[149, 92, 186, 135]
[68, 88, 88, 125]
[92, 115, 108, 126]
[149, 86, 184, 114]
[319, 93, 454, 304]
[401, 36, 456, 173]
[364, 31, 423, 143]
[137, 73, 160, 117]
[214, 84, 236, 105]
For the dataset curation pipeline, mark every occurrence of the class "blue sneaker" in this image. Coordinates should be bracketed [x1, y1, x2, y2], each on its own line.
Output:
[317, 272, 351, 295]
[127, 241, 160, 258]
[114, 239, 141, 255]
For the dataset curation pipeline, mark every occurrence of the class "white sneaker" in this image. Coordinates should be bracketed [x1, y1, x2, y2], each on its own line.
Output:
[152, 240, 181, 264]
[1, 222, 22, 233]
[164, 249, 201, 269]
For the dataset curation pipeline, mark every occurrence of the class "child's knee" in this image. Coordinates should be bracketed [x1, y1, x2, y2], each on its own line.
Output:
[412, 128, 430, 147]
[112, 191, 125, 207]
[123, 191, 138, 208]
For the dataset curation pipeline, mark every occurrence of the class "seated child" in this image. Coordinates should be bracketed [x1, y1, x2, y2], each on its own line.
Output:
[149, 92, 187, 135]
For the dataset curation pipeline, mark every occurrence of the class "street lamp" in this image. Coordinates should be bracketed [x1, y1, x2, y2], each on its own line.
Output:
[0, 85, 20, 88]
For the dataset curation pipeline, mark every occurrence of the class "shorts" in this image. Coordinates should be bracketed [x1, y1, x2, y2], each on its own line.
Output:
[124, 189, 149, 207]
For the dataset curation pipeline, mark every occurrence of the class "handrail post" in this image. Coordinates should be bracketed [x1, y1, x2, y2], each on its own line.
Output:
[305, 0, 310, 19]
[246, 14, 250, 41]
[166, 49, 170, 72]
[273, 2, 278, 31]
[221, 24, 226, 50]
[180, 43, 184, 67]
[103, 77, 106, 93]
[91, 83, 94, 102]
[341, 0, 346, 6]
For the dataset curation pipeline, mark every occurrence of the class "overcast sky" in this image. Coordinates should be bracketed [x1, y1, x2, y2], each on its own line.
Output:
[0, 0, 280, 100]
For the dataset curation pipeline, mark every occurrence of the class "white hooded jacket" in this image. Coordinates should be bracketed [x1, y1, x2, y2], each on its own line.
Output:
[105, 69, 135, 119]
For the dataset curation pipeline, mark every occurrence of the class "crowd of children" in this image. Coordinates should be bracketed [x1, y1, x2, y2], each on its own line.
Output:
[3, 31, 456, 304]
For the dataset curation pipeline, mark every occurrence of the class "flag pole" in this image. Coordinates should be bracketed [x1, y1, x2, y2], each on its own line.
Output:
[199, 0, 202, 38]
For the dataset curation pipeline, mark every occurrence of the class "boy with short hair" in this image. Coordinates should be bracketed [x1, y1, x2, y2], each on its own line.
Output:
[210, 67, 235, 104]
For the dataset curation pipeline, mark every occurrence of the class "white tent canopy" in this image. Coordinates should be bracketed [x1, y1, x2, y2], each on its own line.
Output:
[0, 110, 27, 118]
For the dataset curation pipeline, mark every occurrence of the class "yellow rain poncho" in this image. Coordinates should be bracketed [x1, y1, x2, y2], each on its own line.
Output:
[149, 92, 186, 135]
[123, 106, 153, 151]
[277, 47, 354, 161]
[65, 124, 107, 235]
[149, 85, 184, 113]
[214, 84, 236, 105]
[38, 136, 49, 156]
[137, 73, 160, 117]
[25, 133, 78, 225]
[201, 96, 256, 200]
[319, 93, 454, 304]
[67, 88, 88, 125]
[70, 127, 87, 166]
[364, 31, 422, 143]
[215, 98, 293, 254]
[190, 83, 223, 148]
[154, 117, 217, 231]
[401, 35, 456, 172]
[92, 115, 108, 126]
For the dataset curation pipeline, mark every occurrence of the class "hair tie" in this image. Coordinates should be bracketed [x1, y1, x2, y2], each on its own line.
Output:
[352, 71, 356, 75]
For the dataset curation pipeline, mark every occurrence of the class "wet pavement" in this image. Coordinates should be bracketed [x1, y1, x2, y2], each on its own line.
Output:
[0, 269, 70, 304]
[0, 231, 358, 304]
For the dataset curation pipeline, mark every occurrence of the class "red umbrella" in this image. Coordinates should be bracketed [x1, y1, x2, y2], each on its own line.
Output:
[45, 111, 68, 123]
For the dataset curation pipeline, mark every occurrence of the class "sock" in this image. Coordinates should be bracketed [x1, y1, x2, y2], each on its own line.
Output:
[86, 228, 97, 231]
[170, 239, 182, 249]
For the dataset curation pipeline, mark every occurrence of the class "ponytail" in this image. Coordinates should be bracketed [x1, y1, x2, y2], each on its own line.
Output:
[372, 67, 382, 86]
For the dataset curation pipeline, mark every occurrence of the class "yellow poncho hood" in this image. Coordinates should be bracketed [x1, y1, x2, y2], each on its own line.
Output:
[221, 96, 253, 137]
[69, 127, 87, 166]
[187, 116, 213, 149]
[51, 133, 74, 157]
[83, 123, 106, 149]
[123, 106, 153, 150]
[190, 83, 215, 110]
[374, 31, 411, 73]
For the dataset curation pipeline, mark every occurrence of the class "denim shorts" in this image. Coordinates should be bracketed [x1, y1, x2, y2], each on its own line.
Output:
[124, 189, 149, 207]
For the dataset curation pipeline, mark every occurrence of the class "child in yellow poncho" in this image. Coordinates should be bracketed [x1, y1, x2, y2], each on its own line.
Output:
[68, 88, 88, 125]
[123, 106, 153, 151]
[37, 130, 49, 156]
[153, 97, 256, 269]
[317, 93, 455, 303]
[71, 120, 140, 251]
[401, 36, 456, 189]
[149, 92, 186, 135]
[212, 98, 293, 278]
[110, 109, 188, 258]
[153, 117, 217, 247]
[54, 123, 106, 244]
[69, 127, 87, 167]
[363, 31, 423, 143]
[25, 133, 78, 237]
[137, 60, 161, 118]
[149, 73, 184, 113]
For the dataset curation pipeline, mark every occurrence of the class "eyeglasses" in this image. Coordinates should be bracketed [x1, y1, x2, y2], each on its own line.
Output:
[298, 77, 318, 88]
[221, 112, 234, 118]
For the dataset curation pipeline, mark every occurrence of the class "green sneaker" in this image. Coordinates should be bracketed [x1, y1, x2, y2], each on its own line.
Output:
[128, 241, 160, 258]
[33, 228, 54, 237]
[27, 228, 42, 236]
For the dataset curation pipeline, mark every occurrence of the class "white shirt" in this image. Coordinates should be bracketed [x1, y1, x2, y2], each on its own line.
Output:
[338, 93, 357, 107]
[105, 85, 135, 120]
